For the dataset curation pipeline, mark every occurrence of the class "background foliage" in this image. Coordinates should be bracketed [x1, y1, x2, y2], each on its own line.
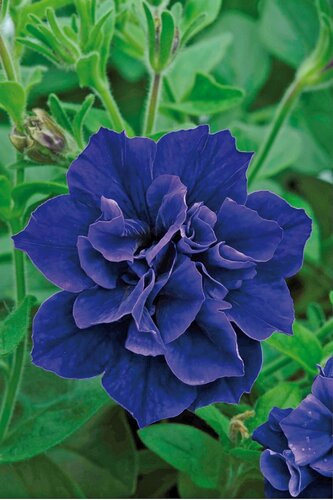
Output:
[0, 0, 332, 498]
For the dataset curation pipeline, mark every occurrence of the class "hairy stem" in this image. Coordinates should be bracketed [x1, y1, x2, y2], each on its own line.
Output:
[143, 72, 162, 135]
[0, 31, 16, 81]
[248, 78, 305, 187]
[0, 168, 26, 443]
[94, 80, 125, 133]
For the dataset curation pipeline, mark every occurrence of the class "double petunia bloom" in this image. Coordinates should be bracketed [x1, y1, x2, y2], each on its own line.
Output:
[14, 126, 311, 426]
[253, 357, 333, 498]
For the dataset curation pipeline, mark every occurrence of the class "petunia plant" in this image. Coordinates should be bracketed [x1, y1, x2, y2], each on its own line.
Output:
[0, 0, 332, 497]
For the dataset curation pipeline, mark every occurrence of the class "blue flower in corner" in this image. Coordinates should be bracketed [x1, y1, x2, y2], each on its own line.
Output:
[13, 126, 311, 427]
[253, 357, 333, 498]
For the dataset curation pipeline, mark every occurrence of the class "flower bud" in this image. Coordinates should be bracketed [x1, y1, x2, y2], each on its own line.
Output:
[10, 109, 70, 164]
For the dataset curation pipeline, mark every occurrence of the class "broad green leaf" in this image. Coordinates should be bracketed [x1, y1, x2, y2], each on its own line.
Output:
[181, 0, 222, 43]
[259, 0, 319, 67]
[0, 296, 36, 356]
[0, 377, 109, 463]
[195, 405, 230, 445]
[162, 73, 244, 115]
[0, 82, 26, 125]
[267, 322, 323, 375]
[249, 383, 302, 432]
[290, 89, 333, 175]
[166, 34, 232, 101]
[137, 450, 176, 498]
[178, 472, 220, 499]
[232, 122, 302, 178]
[12, 181, 68, 214]
[229, 448, 261, 464]
[0, 454, 83, 498]
[139, 424, 225, 488]
[49, 407, 138, 498]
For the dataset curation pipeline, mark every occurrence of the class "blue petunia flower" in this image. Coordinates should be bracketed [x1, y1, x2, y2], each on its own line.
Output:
[13, 126, 311, 427]
[253, 357, 333, 498]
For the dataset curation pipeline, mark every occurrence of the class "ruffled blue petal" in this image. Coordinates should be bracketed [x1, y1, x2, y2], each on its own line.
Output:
[102, 349, 196, 427]
[32, 291, 114, 378]
[155, 255, 204, 343]
[226, 274, 294, 340]
[246, 191, 312, 278]
[154, 126, 252, 211]
[68, 129, 156, 220]
[13, 195, 99, 292]
[312, 373, 333, 413]
[260, 450, 290, 492]
[77, 236, 120, 289]
[252, 407, 293, 453]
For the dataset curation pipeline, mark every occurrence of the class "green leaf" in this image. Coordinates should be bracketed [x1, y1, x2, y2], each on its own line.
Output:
[229, 448, 261, 464]
[72, 94, 95, 148]
[139, 424, 225, 489]
[249, 383, 302, 432]
[143, 1, 157, 69]
[76, 52, 101, 88]
[232, 122, 302, 178]
[48, 93, 73, 134]
[0, 176, 11, 221]
[158, 10, 175, 70]
[0, 377, 109, 463]
[0, 454, 83, 498]
[195, 405, 230, 445]
[0, 296, 36, 356]
[12, 181, 68, 214]
[307, 302, 325, 330]
[0, 82, 26, 125]
[181, 0, 222, 43]
[162, 73, 243, 115]
[166, 34, 232, 101]
[212, 12, 271, 104]
[178, 472, 220, 499]
[21, 65, 47, 96]
[259, 0, 319, 67]
[49, 407, 138, 498]
[267, 322, 323, 375]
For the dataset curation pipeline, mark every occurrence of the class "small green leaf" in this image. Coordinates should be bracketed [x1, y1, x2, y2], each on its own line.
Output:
[143, 1, 157, 69]
[158, 11, 175, 70]
[181, 0, 222, 43]
[267, 322, 323, 375]
[195, 405, 230, 445]
[76, 52, 101, 88]
[0, 378, 109, 463]
[249, 383, 302, 432]
[162, 73, 244, 115]
[72, 94, 95, 148]
[48, 93, 73, 134]
[139, 424, 225, 489]
[0, 82, 26, 125]
[0, 296, 36, 356]
[12, 181, 68, 214]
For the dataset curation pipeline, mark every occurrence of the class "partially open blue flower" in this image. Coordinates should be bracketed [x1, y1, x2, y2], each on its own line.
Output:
[253, 357, 333, 498]
[13, 126, 311, 426]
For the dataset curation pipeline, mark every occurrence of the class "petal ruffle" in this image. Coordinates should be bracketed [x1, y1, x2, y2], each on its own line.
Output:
[164, 307, 243, 385]
[280, 394, 333, 466]
[102, 349, 196, 427]
[214, 198, 282, 262]
[191, 329, 262, 409]
[13, 195, 99, 292]
[252, 407, 293, 453]
[77, 236, 120, 289]
[226, 274, 294, 340]
[155, 255, 204, 343]
[67, 129, 156, 220]
[311, 373, 333, 413]
[154, 126, 252, 211]
[246, 191, 312, 278]
[32, 291, 113, 378]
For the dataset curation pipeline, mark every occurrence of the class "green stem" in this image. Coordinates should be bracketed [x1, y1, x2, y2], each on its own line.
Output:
[94, 80, 125, 133]
[143, 72, 162, 135]
[0, 31, 17, 81]
[317, 317, 333, 341]
[248, 78, 305, 187]
[0, 169, 26, 443]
